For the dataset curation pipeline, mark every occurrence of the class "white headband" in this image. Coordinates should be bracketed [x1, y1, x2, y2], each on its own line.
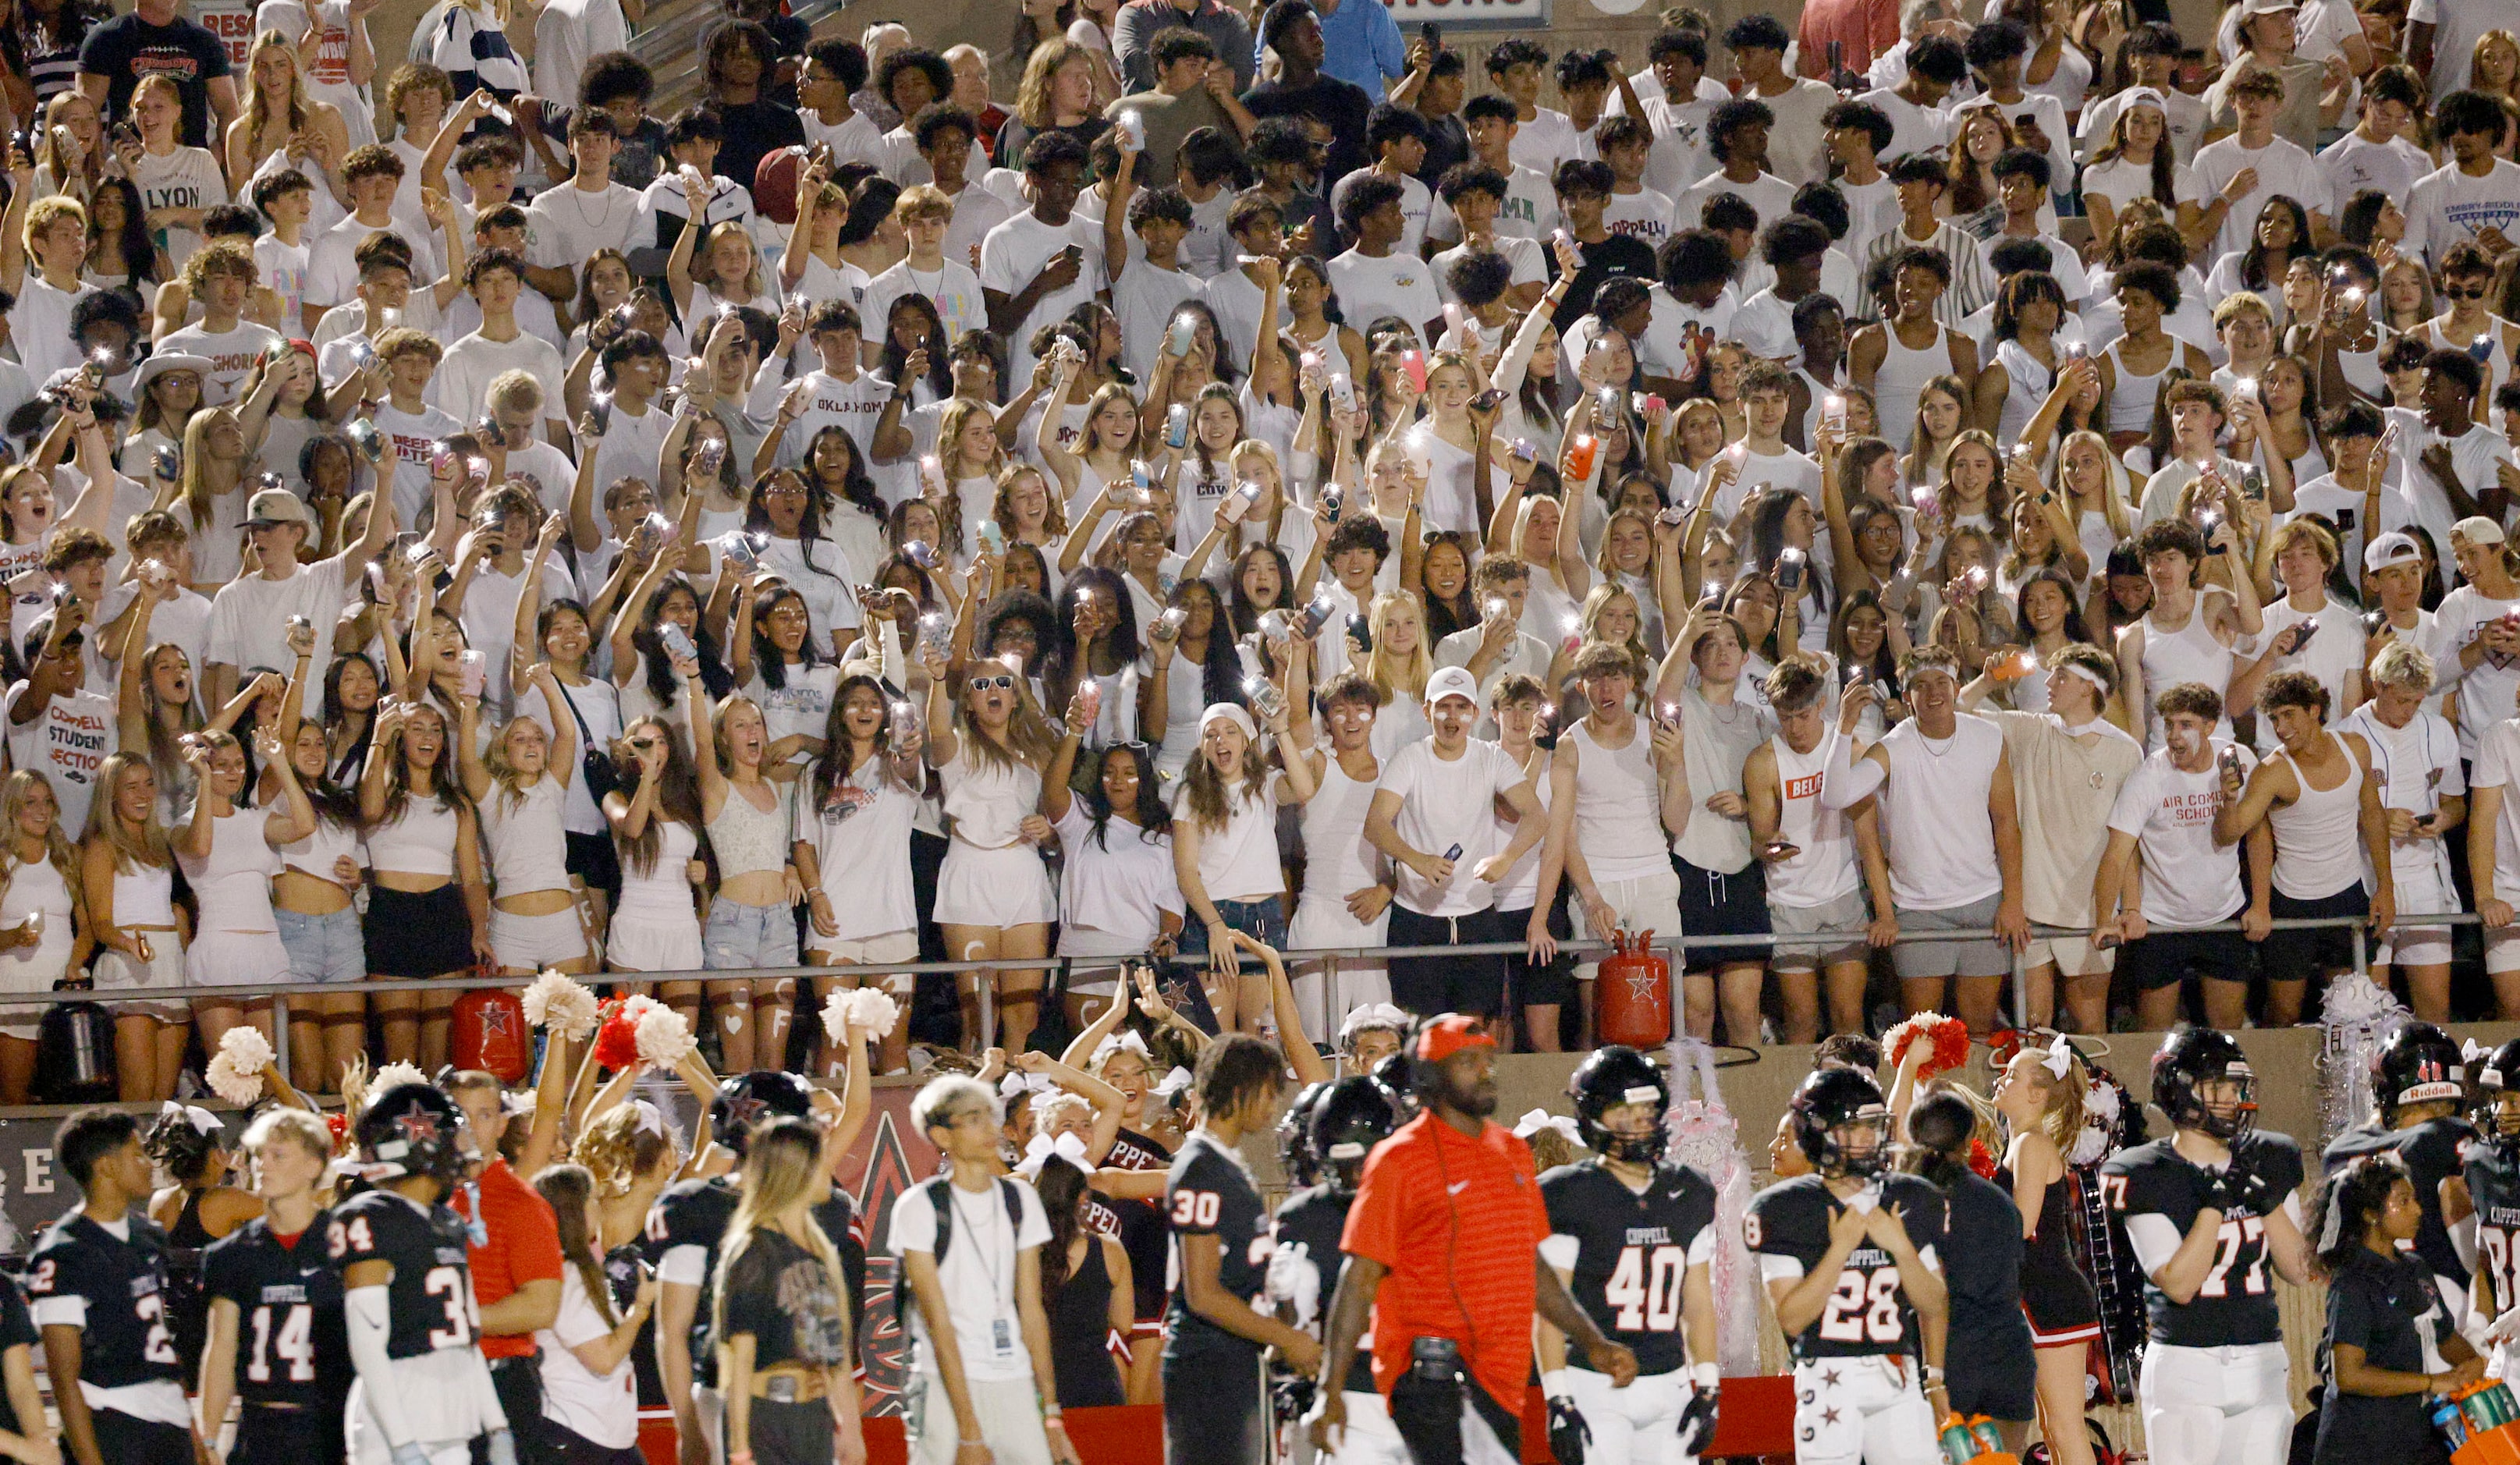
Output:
[631, 1099, 667, 1140]
[1092, 1030, 1152, 1066]
[2061, 662, 2110, 693]
[2042, 1034, 2074, 1078]
[162, 1101, 222, 1138]
[999, 1071, 1056, 1099]
[1200, 703, 1258, 741]
[1016, 1130, 1088, 1179]
[1153, 1066, 1194, 1098]
[1514, 1109, 1581, 1145]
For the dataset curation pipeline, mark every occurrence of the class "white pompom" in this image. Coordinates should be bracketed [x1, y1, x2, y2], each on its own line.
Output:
[522, 970, 599, 1039]
[367, 1061, 429, 1105]
[634, 1004, 696, 1066]
[819, 987, 854, 1042]
[203, 1052, 264, 1107]
[220, 1024, 275, 1073]
[847, 988, 902, 1038]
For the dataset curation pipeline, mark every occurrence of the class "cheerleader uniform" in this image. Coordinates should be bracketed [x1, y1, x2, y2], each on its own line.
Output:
[364, 796, 477, 977]
[94, 853, 187, 1020]
[933, 750, 1056, 928]
[0, 856, 73, 1037]
[481, 779, 588, 970]
[2011, 1167, 2103, 1347]
[609, 818, 704, 971]
[178, 800, 289, 988]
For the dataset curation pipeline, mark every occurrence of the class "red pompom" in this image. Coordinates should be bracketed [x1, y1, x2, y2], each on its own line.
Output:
[592, 999, 644, 1071]
[324, 1112, 348, 1148]
[1885, 1013, 1972, 1077]
[1968, 1137, 1998, 1180]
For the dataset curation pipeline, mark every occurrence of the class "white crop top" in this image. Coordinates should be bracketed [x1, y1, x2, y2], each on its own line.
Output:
[707, 781, 793, 880]
[481, 779, 568, 895]
[365, 796, 460, 877]
[281, 814, 366, 885]
[110, 857, 178, 928]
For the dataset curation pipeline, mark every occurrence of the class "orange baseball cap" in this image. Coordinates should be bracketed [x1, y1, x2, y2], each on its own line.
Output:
[1415, 1013, 1495, 1063]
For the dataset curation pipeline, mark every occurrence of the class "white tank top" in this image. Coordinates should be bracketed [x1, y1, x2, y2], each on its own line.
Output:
[481, 779, 569, 895]
[2139, 604, 2234, 752]
[0, 856, 73, 974]
[1873, 321, 1950, 452]
[1766, 728, 1859, 908]
[366, 796, 459, 877]
[1878, 716, 2007, 910]
[1490, 744, 1550, 911]
[616, 817, 699, 917]
[2270, 732, 2367, 900]
[281, 813, 363, 885]
[110, 855, 177, 928]
[1570, 719, 1669, 882]
[940, 750, 1043, 850]
[1995, 339, 2055, 444]
[708, 780, 793, 880]
[180, 802, 280, 935]
[1297, 757, 1381, 906]
[2105, 339, 2170, 435]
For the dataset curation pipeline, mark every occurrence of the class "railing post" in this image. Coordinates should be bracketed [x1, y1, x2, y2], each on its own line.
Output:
[271, 991, 290, 1084]
[2354, 923, 2369, 981]
[976, 966, 997, 1052]
[2011, 947, 2028, 1032]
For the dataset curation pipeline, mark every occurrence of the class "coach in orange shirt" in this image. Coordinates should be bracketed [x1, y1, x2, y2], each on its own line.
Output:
[1311, 1015, 1638, 1465]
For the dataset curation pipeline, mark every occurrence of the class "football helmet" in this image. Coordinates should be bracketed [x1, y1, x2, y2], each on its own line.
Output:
[1790, 1066, 1891, 1177]
[710, 1071, 815, 1157]
[2152, 1027, 2257, 1140]
[1568, 1045, 1668, 1164]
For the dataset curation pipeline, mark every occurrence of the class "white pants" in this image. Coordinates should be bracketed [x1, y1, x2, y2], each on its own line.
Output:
[1573, 870, 1687, 984]
[1310, 1389, 1411, 1465]
[1567, 1367, 1698, 1465]
[1790, 1356, 1938, 1465]
[904, 1369, 1056, 1465]
[2138, 1341, 2291, 1465]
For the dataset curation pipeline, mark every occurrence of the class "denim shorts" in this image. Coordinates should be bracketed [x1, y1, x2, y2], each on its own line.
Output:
[275, 905, 364, 984]
[704, 897, 800, 970]
[1177, 897, 1287, 956]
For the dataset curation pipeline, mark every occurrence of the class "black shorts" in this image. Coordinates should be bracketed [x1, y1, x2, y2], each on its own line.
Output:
[231, 1405, 347, 1465]
[1163, 1343, 1265, 1465]
[731, 1396, 838, 1465]
[1944, 1320, 2038, 1423]
[2123, 923, 2255, 991]
[564, 830, 619, 900]
[91, 1411, 193, 1465]
[2265, 885, 2369, 977]
[365, 881, 477, 977]
[1674, 857, 1770, 966]
[486, 1353, 542, 1459]
[1386, 904, 1504, 1018]
[538, 1421, 641, 1465]
[1503, 899, 1574, 1009]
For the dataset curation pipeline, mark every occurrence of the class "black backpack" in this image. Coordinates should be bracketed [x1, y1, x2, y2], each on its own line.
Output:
[894, 1175, 1024, 1330]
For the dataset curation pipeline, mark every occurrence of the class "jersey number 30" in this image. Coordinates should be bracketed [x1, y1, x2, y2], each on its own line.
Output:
[1605, 1244, 1688, 1332]
[1816, 1268, 1904, 1343]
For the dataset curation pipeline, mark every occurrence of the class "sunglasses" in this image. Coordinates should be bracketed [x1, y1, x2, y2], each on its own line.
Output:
[969, 673, 1016, 690]
[2446, 285, 2491, 300]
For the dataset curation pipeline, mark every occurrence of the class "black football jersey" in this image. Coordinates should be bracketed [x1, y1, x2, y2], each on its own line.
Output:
[325, 1189, 480, 1360]
[2100, 1131, 2305, 1348]
[2327, 1116, 2475, 1285]
[601, 1243, 666, 1407]
[1744, 1173, 1946, 1362]
[2465, 1138, 2520, 1317]
[1269, 1184, 1367, 1394]
[0, 1275, 34, 1436]
[1163, 1130, 1271, 1360]
[24, 1212, 186, 1389]
[640, 1176, 863, 1389]
[1543, 1161, 1719, 1377]
[204, 1212, 353, 1408]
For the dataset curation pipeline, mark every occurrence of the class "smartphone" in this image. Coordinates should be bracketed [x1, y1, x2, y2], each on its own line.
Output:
[658, 623, 697, 663]
[1776, 547, 1806, 594]
[458, 648, 486, 698]
[1347, 612, 1374, 654]
[1420, 20, 1440, 48]
[2336, 507, 2358, 531]
[1469, 387, 1506, 413]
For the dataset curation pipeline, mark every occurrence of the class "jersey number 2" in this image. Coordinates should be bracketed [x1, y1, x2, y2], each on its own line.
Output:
[134, 1292, 176, 1365]
[246, 1304, 315, 1383]
[1815, 1269, 1903, 1343]
[1605, 1244, 1687, 1332]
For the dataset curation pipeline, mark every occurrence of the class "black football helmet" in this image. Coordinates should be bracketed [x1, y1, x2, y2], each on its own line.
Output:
[1369, 1052, 1420, 1119]
[2152, 1027, 2257, 1140]
[357, 1082, 471, 1190]
[1569, 1045, 1668, 1164]
[2474, 1040, 2520, 1144]
[2374, 1021, 2465, 1123]
[1790, 1066, 1891, 1176]
[1278, 1082, 1328, 1187]
[1309, 1077, 1400, 1190]
[711, 1071, 815, 1157]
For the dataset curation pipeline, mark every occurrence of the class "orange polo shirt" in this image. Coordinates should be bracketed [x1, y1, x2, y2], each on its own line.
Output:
[455, 1158, 563, 1359]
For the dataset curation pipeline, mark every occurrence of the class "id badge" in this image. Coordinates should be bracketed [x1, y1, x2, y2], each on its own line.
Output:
[992, 1316, 1015, 1359]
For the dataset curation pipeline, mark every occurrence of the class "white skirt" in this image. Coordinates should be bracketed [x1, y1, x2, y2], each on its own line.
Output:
[188, 925, 291, 987]
[606, 913, 703, 974]
[934, 839, 1057, 928]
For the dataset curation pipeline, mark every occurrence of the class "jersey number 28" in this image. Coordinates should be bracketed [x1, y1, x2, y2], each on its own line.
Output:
[1815, 1268, 1904, 1343]
[1604, 1244, 1688, 1332]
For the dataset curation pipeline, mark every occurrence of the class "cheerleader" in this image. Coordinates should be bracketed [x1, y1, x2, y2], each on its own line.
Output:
[602, 711, 708, 1019]
[1041, 708, 1180, 1027]
[795, 673, 924, 1076]
[459, 665, 591, 977]
[1907, 1087, 2039, 1452]
[692, 678, 801, 1074]
[1173, 695, 1315, 1031]
[176, 725, 311, 1053]
[733, 583, 839, 767]
[917, 638, 1060, 1054]
[269, 699, 369, 1095]
[530, 1162, 657, 1465]
[357, 699, 492, 1070]
[0, 771, 87, 1104]
[1993, 1039, 2103, 1465]
[80, 750, 190, 1101]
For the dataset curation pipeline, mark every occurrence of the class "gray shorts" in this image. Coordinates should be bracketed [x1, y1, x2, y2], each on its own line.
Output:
[1890, 893, 2011, 981]
[1769, 890, 1872, 971]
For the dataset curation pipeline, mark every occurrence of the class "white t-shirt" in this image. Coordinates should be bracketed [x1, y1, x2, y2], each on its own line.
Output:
[1168, 775, 1280, 906]
[531, 0, 626, 105]
[2469, 716, 2520, 901]
[2, 683, 114, 834]
[886, 1175, 1053, 1382]
[2406, 0, 2520, 97]
[158, 320, 286, 410]
[206, 557, 353, 683]
[796, 756, 920, 940]
[2317, 130, 2433, 212]
[130, 147, 229, 271]
[11, 275, 96, 390]
[2437, 583, 2520, 758]
[524, 183, 642, 275]
[534, 1265, 636, 1450]
[2405, 158, 2520, 271]
[2106, 741, 2259, 928]
[1109, 261, 1206, 385]
[1379, 736, 1529, 917]
[978, 210, 1106, 391]
[1670, 169, 1797, 233]
[2080, 156, 2196, 218]
[254, 236, 312, 328]
[374, 400, 464, 529]
[431, 331, 568, 424]
[1323, 249, 1440, 343]
[861, 257, 987, 352]
[2190, 135, 2333, 260]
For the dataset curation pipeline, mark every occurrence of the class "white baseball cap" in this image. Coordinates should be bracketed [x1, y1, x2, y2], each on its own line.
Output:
[1426, 666, 1481, 707]
[2363, 530, 2423, 573]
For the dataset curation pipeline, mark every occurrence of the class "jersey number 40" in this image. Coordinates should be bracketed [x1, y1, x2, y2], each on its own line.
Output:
[1605, 1244, 1688, 1332]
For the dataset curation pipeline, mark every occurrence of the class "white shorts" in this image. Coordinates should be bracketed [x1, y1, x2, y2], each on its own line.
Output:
[95, 939, 187, 1023]
[490, 905, 589, 970]
[2137, 1340, 2291, 1465]
[1308, 1389, 1409, 1465]
[2490, 922, 2520, 977]
[187, 926, 290, 987]
[2381, 861, 2456, 968]
[1057, 922, 1163, 995]
[811, 933, 918, 993]
[1790, 1355, 1937, 1465]
[934, 840, 1056, 929]
[1574, 868, 1686, 981]
[606, 912, 703, 974]
[1566, 1367, 1700, 1465]
[2024, 931, 2115, 977]
[903, 1369, 1055, 1465]
[0, 945, 70, 1038]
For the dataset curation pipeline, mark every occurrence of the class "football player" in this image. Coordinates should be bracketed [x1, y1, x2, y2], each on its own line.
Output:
[28, 1108, 192, 1465]
[2458, 1039, 2520, 1365]
[331, 1083, 515, 1465]
[2330, 1023, 2476, 1332]
[2099, 1028, 2309, 1465]
[645, 1072, 863, 1465]
[1269, 1076, 1403, 1465]
[1744, 1066, 1948, 1465]
[1165, 1034, 1323, 1465]
[1538, 1047, 1720, 1465]
[200, 1109, 352, 1465]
